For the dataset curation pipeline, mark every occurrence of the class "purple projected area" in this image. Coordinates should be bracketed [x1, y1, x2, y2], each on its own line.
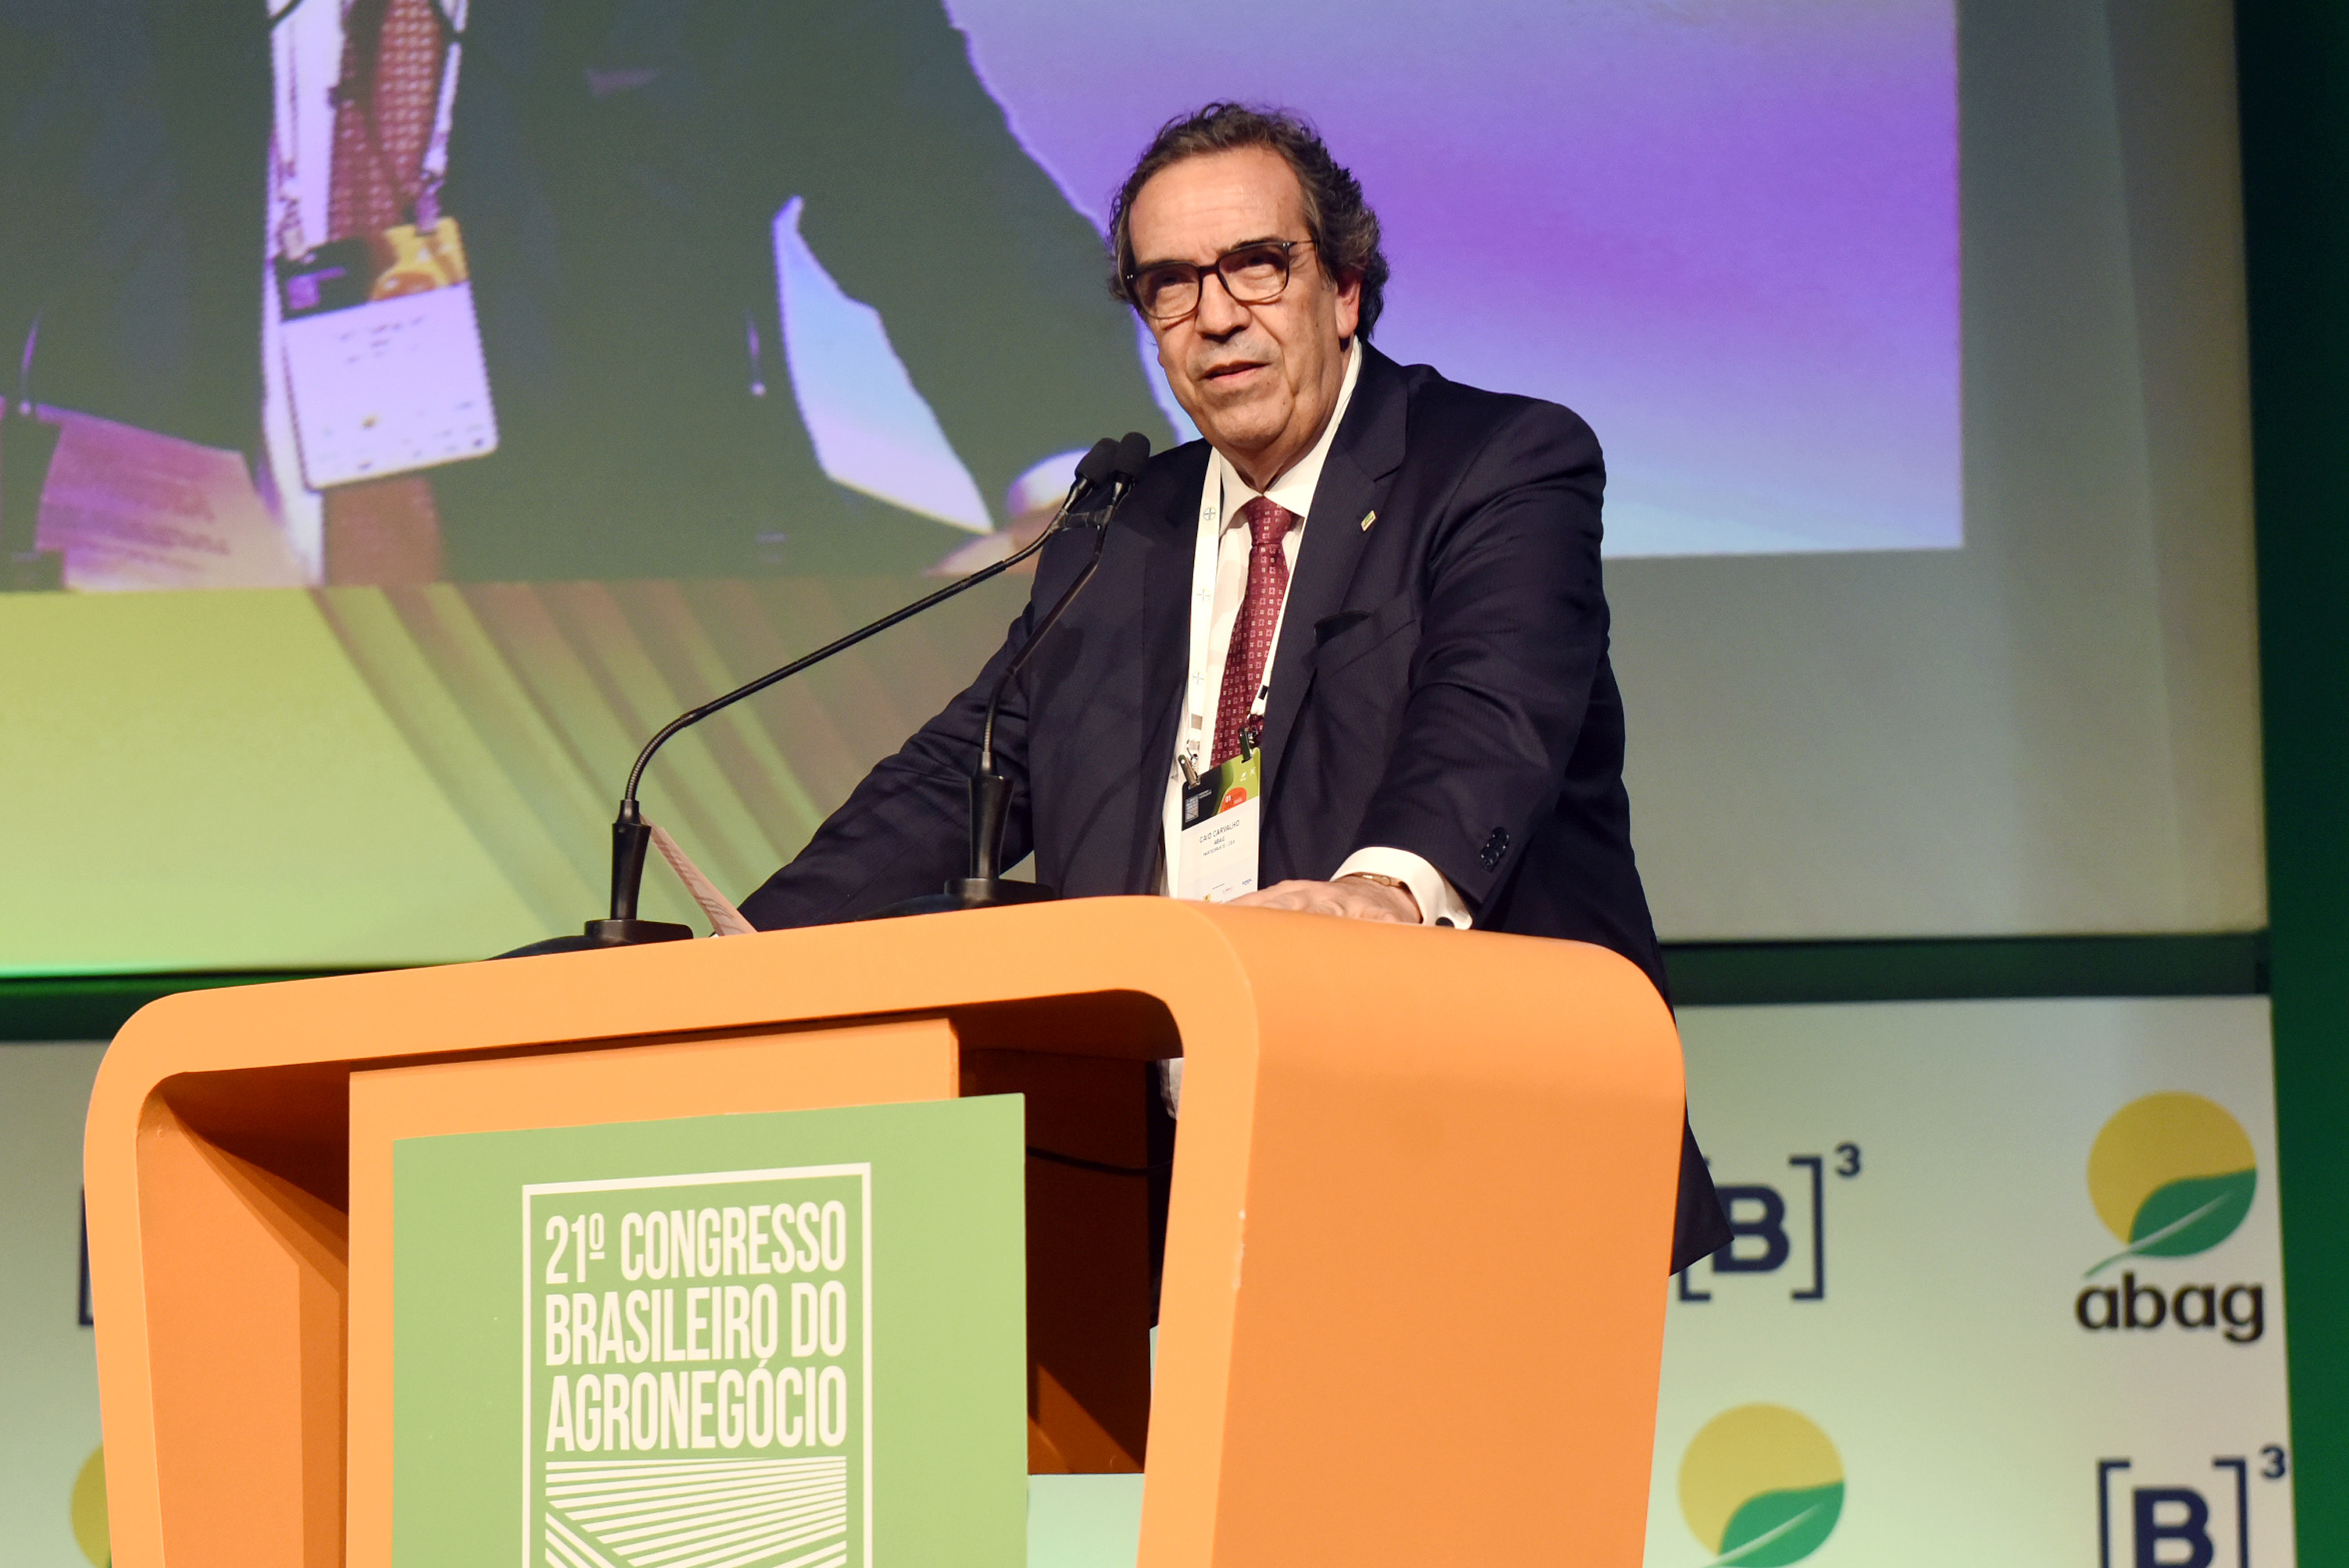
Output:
[947, 0, 1959, 557]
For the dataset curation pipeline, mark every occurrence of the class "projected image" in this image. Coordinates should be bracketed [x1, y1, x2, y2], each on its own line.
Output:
[955, 0, 1962, 558]
[1, 0, 1955, 595]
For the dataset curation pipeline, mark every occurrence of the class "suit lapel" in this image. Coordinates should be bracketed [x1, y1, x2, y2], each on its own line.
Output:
[1256, 347, 1410, 802]
[1118, 444, 1210, 891]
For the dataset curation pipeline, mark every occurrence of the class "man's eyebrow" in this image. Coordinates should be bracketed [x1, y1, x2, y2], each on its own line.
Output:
[1132, 235, 1290, 272]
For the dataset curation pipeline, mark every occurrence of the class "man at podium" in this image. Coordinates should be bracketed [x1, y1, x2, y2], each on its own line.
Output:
[740, 104, 1729, 1272]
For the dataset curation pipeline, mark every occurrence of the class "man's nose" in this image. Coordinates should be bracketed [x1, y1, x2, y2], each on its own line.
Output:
[1194, 269, 1250, 337]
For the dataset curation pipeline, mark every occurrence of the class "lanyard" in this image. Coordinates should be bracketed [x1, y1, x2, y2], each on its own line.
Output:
[268, 9, 320, 258]
[1179, 451, 1294, 771]
[415, 0, 469, 228]
[270, 0, 469, 258]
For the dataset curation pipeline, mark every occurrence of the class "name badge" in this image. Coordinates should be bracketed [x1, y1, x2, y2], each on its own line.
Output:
[1175, 748, 1262, 903]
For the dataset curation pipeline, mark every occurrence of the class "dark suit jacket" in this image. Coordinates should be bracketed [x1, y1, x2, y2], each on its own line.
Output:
[743, 344, 1731, 1270]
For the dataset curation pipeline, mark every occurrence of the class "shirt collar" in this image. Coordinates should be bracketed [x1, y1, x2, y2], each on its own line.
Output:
[1212, 339, 1363, 526]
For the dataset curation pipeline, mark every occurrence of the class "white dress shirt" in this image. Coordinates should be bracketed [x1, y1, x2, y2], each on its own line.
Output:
[1157, 341, 1471, 929]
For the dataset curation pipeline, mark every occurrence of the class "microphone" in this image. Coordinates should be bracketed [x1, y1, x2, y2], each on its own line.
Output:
[868, 430, 1152, 919]
[504, 439, 1125, 956]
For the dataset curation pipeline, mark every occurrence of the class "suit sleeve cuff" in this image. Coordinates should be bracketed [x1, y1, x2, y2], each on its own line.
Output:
[1336, 846, 1474, 929]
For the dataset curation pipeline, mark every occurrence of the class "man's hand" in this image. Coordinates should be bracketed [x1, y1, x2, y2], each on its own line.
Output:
[1228, 875, 1420, 923]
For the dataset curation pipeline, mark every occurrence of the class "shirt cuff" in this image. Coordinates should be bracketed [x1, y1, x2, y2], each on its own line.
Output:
[1336, 846, 1474, 929]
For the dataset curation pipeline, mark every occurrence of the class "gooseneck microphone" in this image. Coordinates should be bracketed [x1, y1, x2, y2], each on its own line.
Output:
[969, 432, 1153, 886]
[868, 431, 1151, 919]
[516, 438, 1125, 954]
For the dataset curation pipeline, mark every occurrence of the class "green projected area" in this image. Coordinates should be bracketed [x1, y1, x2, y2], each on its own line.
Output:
[0, 577, 1025, 973]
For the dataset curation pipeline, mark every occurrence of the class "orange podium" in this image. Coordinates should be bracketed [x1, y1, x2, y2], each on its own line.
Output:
[84, 897, 1686, 1566]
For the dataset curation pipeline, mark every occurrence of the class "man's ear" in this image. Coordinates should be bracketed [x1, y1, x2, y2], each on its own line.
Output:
[1333, 268, 1363, 342]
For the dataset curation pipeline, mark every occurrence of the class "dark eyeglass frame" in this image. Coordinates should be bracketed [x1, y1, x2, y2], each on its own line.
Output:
[1126, 238, 1318, 323]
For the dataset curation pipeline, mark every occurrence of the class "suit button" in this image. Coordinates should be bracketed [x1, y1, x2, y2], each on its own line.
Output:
[1481, 828, 1510, 869]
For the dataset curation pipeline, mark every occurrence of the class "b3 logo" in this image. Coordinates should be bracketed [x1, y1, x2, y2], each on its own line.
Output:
[1678, 1145, 1859, 1304]
[2096, 1451, 2285, 1568]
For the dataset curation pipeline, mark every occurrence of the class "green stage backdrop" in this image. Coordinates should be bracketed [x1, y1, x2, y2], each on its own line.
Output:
[1650, 997, 2292, 1567]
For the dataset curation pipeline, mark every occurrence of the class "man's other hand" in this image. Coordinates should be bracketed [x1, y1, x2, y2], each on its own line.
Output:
[1228, 876, 1420, 923]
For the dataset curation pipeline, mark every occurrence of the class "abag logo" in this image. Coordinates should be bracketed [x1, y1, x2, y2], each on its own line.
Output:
[2086, 1093, 2255, 1278]
[1679, 1405, 1843, 1566]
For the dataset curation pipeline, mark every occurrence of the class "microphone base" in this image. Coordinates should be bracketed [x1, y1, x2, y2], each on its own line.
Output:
[861, 878, 1060, 921]
[492, 918, 695, 959]
[584, 918, 697, 944]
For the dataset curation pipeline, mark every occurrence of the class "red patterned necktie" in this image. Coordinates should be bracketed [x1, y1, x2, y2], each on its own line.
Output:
[1210, 496, 1299, 765]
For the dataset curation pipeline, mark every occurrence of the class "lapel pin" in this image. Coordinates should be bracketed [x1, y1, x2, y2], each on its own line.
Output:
[1360, 508, 1378, 532]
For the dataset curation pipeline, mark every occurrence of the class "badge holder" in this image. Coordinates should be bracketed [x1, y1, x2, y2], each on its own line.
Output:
[271, 0, 497, 492]
[1174, 724, 1266, 904]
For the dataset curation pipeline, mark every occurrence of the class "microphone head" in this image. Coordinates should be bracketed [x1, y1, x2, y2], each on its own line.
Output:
[1112, 431, 1153, 482]
[1074, 437, 1121, 486]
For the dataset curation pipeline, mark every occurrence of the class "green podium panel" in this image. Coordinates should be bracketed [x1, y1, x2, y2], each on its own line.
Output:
[391, 1096, 1028, 1568]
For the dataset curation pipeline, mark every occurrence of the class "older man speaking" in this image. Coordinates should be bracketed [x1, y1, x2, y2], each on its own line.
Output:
[741, 104, 1728, 1272]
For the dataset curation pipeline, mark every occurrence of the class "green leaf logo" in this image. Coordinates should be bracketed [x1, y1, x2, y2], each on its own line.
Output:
[1716, 1482, 1845, 1566]
[2084, 1094, 2257, 1278]
[1680, 1406, 1843, 1566]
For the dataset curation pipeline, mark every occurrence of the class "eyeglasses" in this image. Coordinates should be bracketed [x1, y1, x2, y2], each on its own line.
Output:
[1127, 240, 1317, 323]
